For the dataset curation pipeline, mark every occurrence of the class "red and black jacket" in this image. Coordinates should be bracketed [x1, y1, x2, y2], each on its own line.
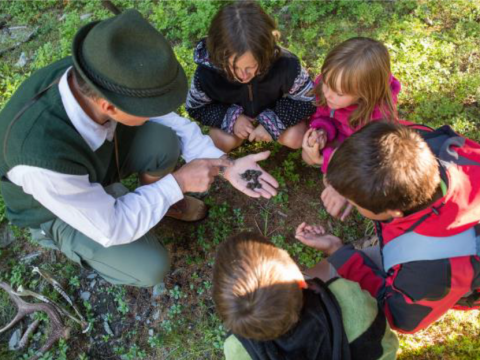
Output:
[328, 125, 480, 333]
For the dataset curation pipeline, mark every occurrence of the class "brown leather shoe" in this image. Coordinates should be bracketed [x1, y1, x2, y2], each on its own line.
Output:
[165, 196, 208, 222]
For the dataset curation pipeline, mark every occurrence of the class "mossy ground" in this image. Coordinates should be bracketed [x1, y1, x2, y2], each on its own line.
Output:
[0, 1, 479, 359]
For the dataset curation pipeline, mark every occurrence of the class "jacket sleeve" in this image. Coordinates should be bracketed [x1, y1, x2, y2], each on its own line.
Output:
[328, 245, 467, 334]
[257, 65, 316, 140]
[186, 69, 244, 132]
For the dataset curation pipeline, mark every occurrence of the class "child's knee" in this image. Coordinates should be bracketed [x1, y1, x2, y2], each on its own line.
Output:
[209, 128, 243, 152]
[279, 123, 307, 149]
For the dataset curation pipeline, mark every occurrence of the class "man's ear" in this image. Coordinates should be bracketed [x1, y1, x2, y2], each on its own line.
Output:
[96, 98, 118, 117]
[387, 210, 404, 218]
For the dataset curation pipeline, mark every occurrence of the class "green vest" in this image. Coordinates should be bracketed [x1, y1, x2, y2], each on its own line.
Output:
[0, 58, 122, 227]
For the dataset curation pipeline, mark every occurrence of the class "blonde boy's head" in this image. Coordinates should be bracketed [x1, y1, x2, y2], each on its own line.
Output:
[213, 233, 304, 341]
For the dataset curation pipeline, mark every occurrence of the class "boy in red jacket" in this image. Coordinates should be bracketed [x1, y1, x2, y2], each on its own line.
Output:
[296, 121, 480, 334]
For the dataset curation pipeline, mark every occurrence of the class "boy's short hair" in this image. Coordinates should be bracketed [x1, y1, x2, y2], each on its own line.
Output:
[213, 233, 303, 341]
[326, 121, 440, 214]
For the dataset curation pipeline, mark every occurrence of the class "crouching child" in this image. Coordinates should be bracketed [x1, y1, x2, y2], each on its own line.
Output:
[299, 121, 480, 334]
[212, 232, 398, 360]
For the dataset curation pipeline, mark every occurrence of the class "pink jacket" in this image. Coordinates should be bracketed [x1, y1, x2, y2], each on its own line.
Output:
[310, 75, 401, 173]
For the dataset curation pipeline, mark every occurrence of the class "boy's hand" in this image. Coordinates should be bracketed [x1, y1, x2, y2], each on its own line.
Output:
[233, 115, 255, 139]
[321, 184, 353, 221]
[302, 128, 324, 165]
[248, 124, 273, 143]
[295, 222, 343, 255]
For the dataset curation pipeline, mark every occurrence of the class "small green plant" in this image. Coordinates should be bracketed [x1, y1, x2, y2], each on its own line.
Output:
[168, 303, 183, 317]
[169, 285, 184, 300]
[9, 263, 28, 288]
[148, 331, 164, 348]
[82, 300, 95, 331]
[111, 286, 129, 315]
[161, 319, 174, 333]
[69, 276, 80, 288]
[116, 344, 147, 360]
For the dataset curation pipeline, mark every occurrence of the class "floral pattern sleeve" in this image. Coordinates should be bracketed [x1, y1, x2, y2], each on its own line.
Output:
[186, 70, 244, 131]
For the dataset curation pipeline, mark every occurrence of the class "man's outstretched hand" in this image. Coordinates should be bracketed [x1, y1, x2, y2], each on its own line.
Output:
[295, 222, 343, 256]
[223, 151, 278, 199]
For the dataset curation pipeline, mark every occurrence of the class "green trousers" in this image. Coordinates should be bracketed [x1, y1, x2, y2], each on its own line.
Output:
[31, 122, 180, 287]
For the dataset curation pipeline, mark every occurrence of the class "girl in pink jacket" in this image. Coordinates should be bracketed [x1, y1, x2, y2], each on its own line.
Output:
[302, 37, 401, 173]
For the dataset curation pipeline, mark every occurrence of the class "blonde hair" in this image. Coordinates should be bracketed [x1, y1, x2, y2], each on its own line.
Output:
[314, 37, 397, 128]
[213, 233, 304, 341]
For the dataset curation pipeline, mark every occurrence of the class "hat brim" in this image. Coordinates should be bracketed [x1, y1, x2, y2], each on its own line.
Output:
[72, 21, 188, 118]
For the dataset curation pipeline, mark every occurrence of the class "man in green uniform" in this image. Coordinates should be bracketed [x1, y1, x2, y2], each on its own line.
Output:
[0, 10, 278, 287]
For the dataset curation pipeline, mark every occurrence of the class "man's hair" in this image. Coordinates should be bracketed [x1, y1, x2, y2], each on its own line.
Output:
[314, 37, 397, 128]
[213, 233, 303, 341]
[326, 121, 440, 214]
[71, 67, 101, 99]
[206, 1, 280, 82]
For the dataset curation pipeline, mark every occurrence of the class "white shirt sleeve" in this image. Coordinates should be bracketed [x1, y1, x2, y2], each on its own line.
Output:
[149, 112, 225, 163]
[7, 165, 184, 247]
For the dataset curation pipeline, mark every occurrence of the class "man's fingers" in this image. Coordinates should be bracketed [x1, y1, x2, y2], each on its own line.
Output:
[239, 186, 261, 199]
[248, 131, 256, 142]
[210, 166, 220, 177]
[250, 150, 271, 162]
[259, 171, 279, 189]
[209, 158, 234, 169]
[252, 187, 274, 199]
[258, 178, 278, 197]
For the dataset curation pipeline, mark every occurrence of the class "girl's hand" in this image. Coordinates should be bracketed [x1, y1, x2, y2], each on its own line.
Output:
[302, 128, 323, 165]
[316, 129, 327, 150]
[248, 124, 273, 143]
[321, 184, 353, 221]
[295, 222, 343, 255]
[233, 115, 255, 139]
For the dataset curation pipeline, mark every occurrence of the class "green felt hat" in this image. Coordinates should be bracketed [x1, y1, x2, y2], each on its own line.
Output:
[72, 9, 187, 117]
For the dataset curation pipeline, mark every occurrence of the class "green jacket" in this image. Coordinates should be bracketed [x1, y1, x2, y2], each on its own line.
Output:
[224, 278, 398, 360]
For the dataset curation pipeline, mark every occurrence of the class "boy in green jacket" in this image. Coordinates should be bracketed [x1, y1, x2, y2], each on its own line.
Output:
[213, 233, 398, 360]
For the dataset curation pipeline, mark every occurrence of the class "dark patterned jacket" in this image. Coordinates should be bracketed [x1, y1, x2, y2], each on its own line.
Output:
[186, 39, 316, 140]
